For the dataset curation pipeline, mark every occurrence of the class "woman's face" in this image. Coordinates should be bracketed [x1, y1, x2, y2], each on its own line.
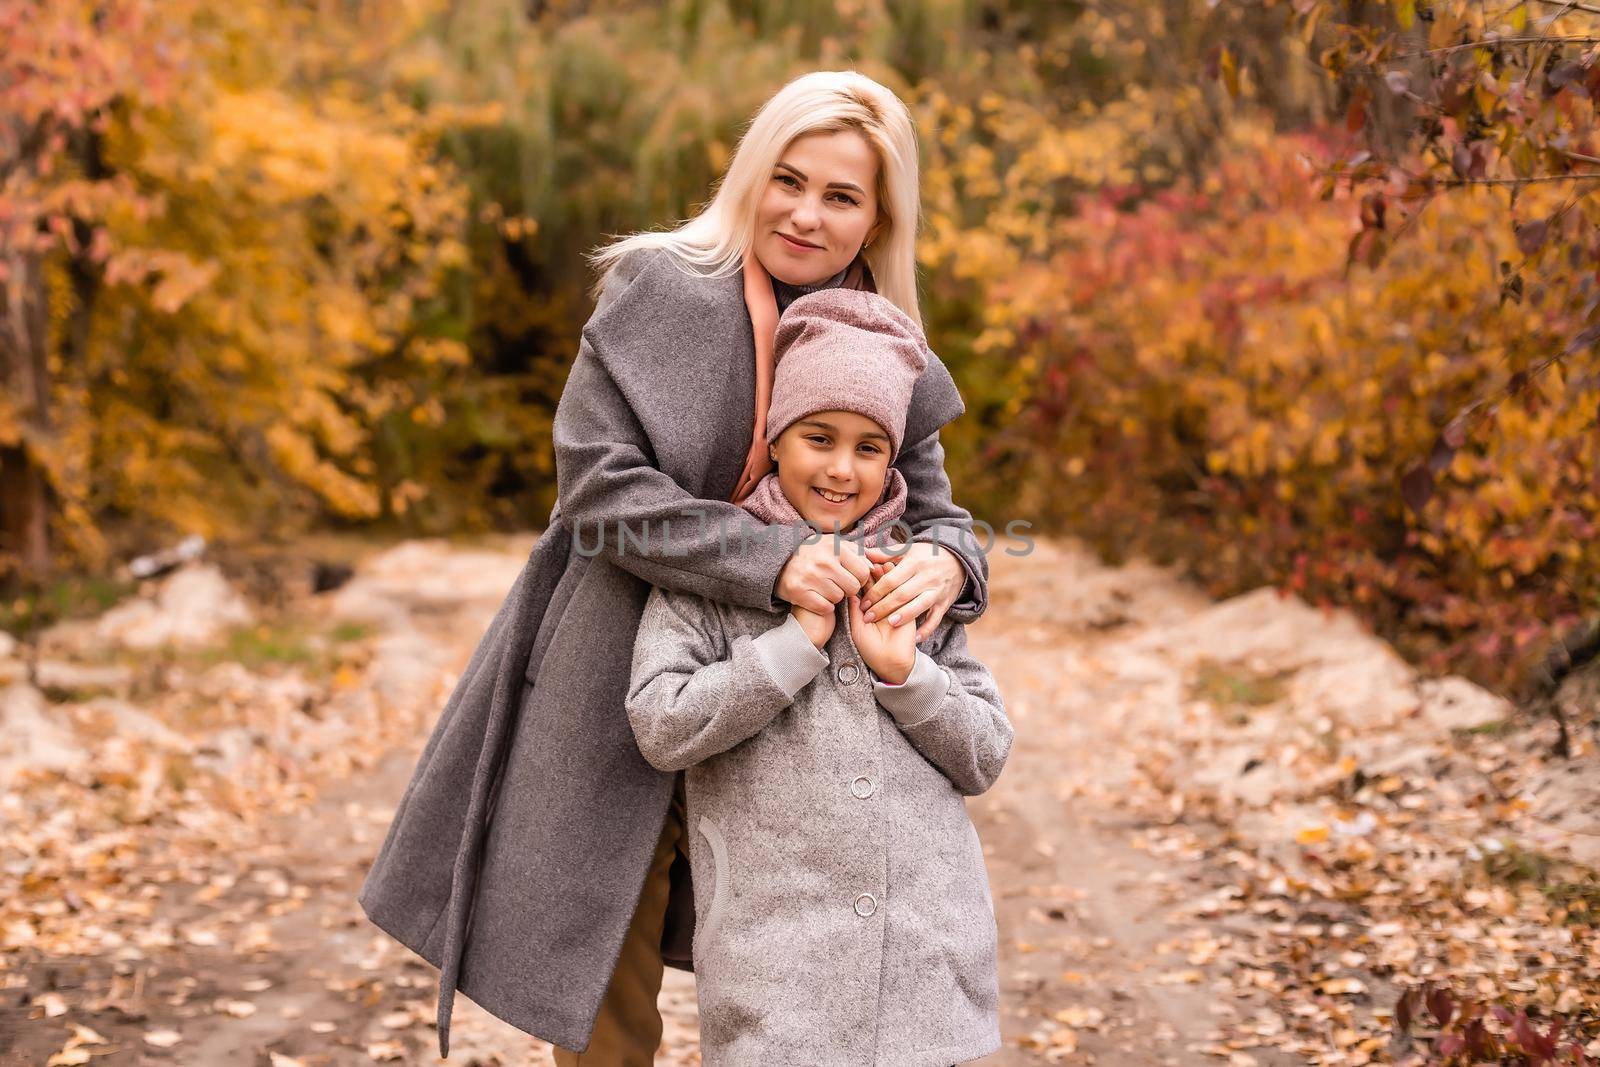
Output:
[754, 130, 881, 286]
[769, 410, 892, 533]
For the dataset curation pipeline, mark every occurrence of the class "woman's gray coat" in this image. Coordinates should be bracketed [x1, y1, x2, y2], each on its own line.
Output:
[354, 246, 992, 1057]
[626, 585, 1013, 1066]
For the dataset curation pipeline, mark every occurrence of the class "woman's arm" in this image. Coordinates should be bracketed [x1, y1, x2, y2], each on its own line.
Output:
[869, 622, 1013, 796]
[626, 588, 830, 772]
[553, 340, 798, 613]
[894, 424, 988, 624]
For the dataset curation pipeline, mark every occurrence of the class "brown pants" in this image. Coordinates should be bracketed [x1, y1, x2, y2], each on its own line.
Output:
[553, 776, 689, 1066]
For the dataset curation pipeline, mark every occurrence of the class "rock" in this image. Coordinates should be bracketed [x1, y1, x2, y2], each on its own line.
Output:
[1132, 586, 1420, 729]
[94, 563, 254, 650]
[329, 541, 527, 619]
[34, 660, 135, 698]
[0, 683, 86, 785]
[369, 626, 446, 712]
[1416, 675, 1510, 733]
[128, 533, 207, 579]
[191, 727, 260, 776]
[70, 697, 193, 753]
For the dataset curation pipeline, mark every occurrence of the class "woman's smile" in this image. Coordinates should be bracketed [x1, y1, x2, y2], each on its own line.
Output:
[779, 232, 823, 252]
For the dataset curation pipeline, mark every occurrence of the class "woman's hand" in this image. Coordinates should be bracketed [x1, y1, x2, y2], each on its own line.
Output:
[775, 537, 873, 615]
[859, 542, 967, 644]
[847, 593, 917, 685]
[790, 603, 836, 649]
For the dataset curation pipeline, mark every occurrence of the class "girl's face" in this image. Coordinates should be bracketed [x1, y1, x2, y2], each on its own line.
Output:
[769, 410, 892, 533]
[754, 130, 882, 287]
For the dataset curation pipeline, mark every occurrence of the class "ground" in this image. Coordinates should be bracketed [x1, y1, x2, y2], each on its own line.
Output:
[3, 533, 1596, 1065]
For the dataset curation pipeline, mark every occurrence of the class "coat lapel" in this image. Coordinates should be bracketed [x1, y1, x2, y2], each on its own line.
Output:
[581, 254, 756, 500]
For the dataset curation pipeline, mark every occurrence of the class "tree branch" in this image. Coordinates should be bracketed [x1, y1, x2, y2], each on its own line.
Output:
[1528, 0, 1600, 18]
[1394, 34, 1600, 59]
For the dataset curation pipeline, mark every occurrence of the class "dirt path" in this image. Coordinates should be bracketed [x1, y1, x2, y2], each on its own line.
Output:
[7, 534, 1594, 1065]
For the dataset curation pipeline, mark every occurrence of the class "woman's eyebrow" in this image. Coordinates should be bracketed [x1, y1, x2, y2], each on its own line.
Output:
[774, 161, 866, 196]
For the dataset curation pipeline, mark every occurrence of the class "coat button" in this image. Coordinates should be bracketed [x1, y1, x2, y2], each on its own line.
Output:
[854, 893, 877, 918]
[850, 775, 875, 799]
[837, 662, 859, 684]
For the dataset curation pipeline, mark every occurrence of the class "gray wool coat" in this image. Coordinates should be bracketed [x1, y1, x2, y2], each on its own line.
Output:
[626, 585, 1013, 1066]
[355, 245, 992, 1057]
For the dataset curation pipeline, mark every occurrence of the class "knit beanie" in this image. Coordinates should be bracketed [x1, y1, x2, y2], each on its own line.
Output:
[764, 289, 930, 462]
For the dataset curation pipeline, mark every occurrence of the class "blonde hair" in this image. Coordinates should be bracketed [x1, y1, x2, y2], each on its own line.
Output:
[585, 70, 923, 324]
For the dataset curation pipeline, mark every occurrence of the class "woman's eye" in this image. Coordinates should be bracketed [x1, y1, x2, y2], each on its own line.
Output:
[776, 174, 799, 188]
[831, 193, 859, 206]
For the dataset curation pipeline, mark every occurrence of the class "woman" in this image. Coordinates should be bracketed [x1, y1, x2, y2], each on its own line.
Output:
[357, 69, 992, 1063]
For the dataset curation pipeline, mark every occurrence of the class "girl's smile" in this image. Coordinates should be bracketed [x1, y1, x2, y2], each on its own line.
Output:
[769, 411, 891, 530]
[812, 486, 854, 506]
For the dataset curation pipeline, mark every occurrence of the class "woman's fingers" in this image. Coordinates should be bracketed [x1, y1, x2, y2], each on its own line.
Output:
[914, 597, 950, 644]
[885, 588, 938, 629]
[862, 562, 917, 620]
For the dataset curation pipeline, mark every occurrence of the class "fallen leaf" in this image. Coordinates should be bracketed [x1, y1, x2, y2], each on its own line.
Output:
[34, 992, 68, 1018]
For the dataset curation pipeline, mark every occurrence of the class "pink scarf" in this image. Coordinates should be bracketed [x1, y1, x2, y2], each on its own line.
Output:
[736, 466, 910, 549]
[729, 246, 875, 504]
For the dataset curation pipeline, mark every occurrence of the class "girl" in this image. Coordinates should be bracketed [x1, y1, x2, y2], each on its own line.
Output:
[626, 288, 1013, 1066]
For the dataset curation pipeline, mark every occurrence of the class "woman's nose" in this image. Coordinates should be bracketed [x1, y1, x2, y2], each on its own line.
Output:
[790, 200, 821, 231]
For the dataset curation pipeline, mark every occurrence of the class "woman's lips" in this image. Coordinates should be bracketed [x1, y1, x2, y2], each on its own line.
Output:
[779, 233, 821, 251]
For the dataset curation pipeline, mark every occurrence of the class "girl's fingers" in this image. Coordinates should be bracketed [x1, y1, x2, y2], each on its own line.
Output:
[803, 589, 834, 614]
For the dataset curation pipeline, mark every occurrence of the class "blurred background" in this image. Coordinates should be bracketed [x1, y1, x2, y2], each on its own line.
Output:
[5, 2, 1600, 1064]
[6, 0, 1598, 689]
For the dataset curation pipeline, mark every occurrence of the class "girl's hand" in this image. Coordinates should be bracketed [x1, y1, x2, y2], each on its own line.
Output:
[847, 592, 916, 685]
[776, 538, 873, 615]
[790, 603, 835, 649]
[859, 542, 966, 644]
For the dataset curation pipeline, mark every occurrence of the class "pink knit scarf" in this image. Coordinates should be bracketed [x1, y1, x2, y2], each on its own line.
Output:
[736, 467, 910, 549]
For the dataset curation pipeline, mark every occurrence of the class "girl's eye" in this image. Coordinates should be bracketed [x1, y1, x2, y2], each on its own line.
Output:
[804, 435, 829, 446]
[859, 444, 881, 454]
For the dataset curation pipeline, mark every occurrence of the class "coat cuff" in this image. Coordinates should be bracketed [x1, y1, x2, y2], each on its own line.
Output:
[871, 650, 950, 727]
[752, 614, 830, 699]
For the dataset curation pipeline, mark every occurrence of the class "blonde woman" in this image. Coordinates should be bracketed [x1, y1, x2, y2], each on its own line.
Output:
[358, 69, 991, 1063]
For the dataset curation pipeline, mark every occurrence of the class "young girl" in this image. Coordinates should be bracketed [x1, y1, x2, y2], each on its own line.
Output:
[625, 289, 1013, 1066]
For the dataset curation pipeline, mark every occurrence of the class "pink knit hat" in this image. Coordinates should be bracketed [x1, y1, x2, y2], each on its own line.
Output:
[764, 289, 930, 462]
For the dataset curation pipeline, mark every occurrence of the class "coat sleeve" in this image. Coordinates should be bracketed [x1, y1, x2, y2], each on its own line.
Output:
[894, 417, 989, 625]
[552, 334, 799, 613]
[626, 588, 832, 772]
[868, 622, 1013, 796]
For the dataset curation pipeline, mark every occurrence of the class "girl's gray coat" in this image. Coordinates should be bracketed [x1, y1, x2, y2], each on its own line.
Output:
[354, 246, 991, 1056]
[626, 586, 1013, 1066]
